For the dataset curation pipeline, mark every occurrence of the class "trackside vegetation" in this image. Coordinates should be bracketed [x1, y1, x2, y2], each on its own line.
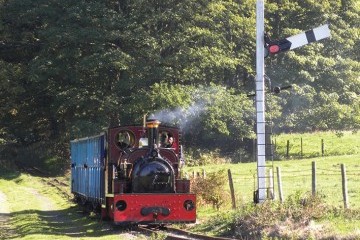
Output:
[186, 154, 360, 239]
[184, 131, 360, 239]
[190, 193, 360, 239]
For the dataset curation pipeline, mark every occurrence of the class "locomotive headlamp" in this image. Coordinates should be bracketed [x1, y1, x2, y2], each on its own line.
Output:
[116, 200, 127, 211]
[183, 200, 195, 211]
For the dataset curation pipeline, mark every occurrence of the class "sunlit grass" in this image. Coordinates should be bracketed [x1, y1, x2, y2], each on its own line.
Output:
[185, 154, 360, 237]
[0, 169, 146, 239]
[273, 131, 360, 158]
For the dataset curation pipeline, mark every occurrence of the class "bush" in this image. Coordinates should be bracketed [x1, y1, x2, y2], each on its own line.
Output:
[194, 192, 342, 239]
[233, 192, 332, 239]
[190, 170, 229, 209]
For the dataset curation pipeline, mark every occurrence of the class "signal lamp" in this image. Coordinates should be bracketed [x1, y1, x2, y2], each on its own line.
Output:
[269, 45, 280, 54]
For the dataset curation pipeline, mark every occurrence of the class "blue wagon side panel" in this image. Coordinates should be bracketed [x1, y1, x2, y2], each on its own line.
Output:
[70, 134, 106, 204]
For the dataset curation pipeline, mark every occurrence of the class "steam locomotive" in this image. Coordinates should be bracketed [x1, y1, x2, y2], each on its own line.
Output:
[70, 119, 196, 225]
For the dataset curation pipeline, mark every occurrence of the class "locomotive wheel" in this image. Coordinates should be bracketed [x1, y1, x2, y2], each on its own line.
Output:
[80, 197, 87, 206]
[92, 202, 101, 213]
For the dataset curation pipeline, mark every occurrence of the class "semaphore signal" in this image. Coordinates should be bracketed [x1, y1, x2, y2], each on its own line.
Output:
[264, 24, 331, 57]
[255, 0, 331, 204]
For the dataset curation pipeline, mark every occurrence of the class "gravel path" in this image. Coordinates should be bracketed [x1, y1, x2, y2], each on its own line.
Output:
[0, 190, 9, 214]
[0, 179, 147, 239]
[20, 186, 101, 237]
[0, 190, 15, 239]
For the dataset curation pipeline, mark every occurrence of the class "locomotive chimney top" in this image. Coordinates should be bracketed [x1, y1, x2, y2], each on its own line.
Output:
[146, 119, 161, 149]
[146, 119, 161, 129]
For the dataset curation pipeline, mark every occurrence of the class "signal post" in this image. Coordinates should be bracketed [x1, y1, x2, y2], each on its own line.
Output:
[255, 0, 267, 203]
[255, 0, 330, 203]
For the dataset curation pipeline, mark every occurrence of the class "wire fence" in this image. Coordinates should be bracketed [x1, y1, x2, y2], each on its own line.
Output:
[273, 136, 360, 159]
[188, 162, 360, 209]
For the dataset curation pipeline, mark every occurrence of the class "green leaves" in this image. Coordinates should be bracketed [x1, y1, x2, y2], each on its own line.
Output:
[0, 0, 358, 159]
[266, 0, 359, 132]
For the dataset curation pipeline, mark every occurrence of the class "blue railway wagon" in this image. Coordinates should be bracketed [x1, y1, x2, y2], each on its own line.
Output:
[70, 134, 106, 205]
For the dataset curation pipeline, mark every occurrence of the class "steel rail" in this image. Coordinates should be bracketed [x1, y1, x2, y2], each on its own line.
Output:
[137, 225, 235, 240]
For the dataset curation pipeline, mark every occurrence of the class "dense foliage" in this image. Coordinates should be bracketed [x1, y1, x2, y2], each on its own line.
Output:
[0, 0, 359, 162]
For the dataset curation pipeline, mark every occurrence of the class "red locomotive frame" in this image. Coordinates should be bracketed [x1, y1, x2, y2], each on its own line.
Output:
[71, 119, 196, 225]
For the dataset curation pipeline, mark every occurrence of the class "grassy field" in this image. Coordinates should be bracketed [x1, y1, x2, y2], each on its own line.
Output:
[186, 131, 360, 207]
[186, 155, 360, 206]
[1, 158, 359, 239]
[273, 130, 360, 158]
[185, 154, 360, 236]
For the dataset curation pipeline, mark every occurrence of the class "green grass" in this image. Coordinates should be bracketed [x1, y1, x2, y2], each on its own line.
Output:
[189, 195, 360, 239]
[185, 154, 360, 236]
[273, 130, 360, 158]
[0, 168, 147, 239]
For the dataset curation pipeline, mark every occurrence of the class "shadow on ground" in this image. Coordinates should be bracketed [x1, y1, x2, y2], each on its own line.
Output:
[6, 206, 138, 239]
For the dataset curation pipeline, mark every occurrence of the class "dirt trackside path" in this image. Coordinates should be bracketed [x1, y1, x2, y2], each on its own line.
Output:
[0, 170, 147, 240]
[0, 190, 16, 239]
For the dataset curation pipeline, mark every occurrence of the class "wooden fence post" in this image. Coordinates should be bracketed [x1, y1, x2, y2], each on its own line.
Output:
[312, 161, 316, 196]
[341, 164, 349, 209]
[227, 169, 236, 209]
[276, 167, 283, 203]
[202, 169, 206, 178]
[321, 139, 324, 156]
[286, 140, 290, 158]
[268, 169, 274, 200]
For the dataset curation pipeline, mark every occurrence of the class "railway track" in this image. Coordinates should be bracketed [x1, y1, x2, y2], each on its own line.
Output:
[137, 225, 235, 240]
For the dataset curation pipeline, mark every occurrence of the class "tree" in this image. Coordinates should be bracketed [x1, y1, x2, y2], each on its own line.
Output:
[265, 0, 360, 132]
[143, 83, 255, 152]
[0, 0, 358, 164]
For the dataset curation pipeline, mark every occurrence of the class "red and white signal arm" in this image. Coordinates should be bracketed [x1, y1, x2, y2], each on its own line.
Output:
[287, 24, 331, 50]
[265, 24, 331, 56]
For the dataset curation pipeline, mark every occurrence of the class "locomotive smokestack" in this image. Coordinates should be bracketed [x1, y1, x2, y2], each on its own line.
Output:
[146, 119, 161, 148]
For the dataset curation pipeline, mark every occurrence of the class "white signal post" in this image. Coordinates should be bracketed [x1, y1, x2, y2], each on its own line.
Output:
[255, 0, 330, 203]
[255, 0, 267, 203]
[255, 2, 331, 203]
